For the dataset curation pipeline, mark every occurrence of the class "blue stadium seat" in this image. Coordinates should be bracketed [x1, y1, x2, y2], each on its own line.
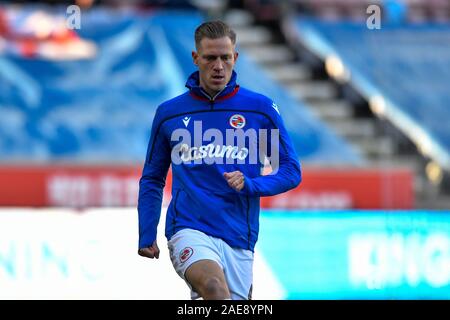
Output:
[0, 8, 362, 165]
[292, 17, 450, 170]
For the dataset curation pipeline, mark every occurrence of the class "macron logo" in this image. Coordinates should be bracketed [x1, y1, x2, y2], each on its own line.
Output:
[272, 102, 280, 115]
[182, 117, 191, 127]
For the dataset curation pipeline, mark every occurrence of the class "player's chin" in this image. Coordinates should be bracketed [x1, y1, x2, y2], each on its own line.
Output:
[209, 79, 226, 89]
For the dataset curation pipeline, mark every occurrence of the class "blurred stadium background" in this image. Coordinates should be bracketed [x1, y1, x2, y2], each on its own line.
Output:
[0, 0, 449, 299]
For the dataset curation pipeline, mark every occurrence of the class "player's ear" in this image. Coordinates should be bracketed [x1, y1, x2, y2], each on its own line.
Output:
[234, 51, 239, 62]
[192, 51, 199, 66]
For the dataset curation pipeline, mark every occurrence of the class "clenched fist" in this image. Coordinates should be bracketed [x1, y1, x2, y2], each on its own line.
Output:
[138, 240, 160, 259]
[223, 171, 245, 192]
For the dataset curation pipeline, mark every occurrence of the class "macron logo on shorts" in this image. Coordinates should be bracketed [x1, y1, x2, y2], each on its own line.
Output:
[179, 247, 193, 264]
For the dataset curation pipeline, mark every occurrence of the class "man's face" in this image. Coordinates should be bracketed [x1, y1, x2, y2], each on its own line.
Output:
[192, 36, 238, 97]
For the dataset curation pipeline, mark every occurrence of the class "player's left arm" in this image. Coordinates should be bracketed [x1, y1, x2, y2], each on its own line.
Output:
[225, 101, 301, 196]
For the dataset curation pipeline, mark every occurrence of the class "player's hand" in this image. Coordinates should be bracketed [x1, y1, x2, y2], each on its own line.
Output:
[138, 240, 160, 259]
[223, 171, 245, 192]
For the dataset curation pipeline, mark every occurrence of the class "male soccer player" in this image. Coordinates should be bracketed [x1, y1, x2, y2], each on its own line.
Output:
[138, 20, 301, 300]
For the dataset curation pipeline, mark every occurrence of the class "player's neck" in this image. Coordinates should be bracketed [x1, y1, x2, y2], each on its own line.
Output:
[200, 86, 225, 100]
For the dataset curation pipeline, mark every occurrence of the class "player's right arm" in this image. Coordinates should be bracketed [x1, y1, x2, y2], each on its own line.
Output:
[138, 240, 160, 259]
[137, 106, 171, 258]
[237, 99, 301, 197]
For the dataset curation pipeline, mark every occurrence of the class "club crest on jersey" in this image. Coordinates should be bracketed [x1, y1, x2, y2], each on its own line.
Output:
[179, 247, 193, 263]
[229, 114, 246, 129]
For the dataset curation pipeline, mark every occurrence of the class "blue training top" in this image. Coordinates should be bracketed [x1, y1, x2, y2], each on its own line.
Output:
[138, 70, 301, 252]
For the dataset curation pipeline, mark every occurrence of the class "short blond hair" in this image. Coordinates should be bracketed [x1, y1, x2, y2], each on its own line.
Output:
[194, 20, 236, 50]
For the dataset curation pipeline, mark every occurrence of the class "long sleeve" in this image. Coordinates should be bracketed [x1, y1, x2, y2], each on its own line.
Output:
[242, 101, 302, 197]
[137, 107, 171, 249]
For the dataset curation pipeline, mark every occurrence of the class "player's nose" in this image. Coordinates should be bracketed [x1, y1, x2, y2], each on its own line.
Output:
[213, 58, 224, 71]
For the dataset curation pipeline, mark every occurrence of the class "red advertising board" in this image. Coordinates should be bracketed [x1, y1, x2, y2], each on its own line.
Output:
[260, 167, 413, 209]
[0, 165, 413, 209]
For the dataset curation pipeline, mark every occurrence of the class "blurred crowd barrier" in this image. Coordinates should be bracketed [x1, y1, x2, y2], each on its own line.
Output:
[0, 165, 413, 209]
[0, 207, 449, 299]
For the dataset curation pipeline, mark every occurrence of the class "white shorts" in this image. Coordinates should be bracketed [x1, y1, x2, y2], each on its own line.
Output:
[167, 228, 254, 300]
